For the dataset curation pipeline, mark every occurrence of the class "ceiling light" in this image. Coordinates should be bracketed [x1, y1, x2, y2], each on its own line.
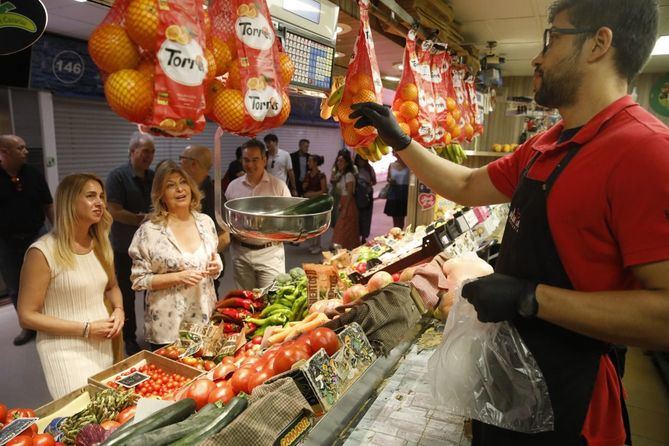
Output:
[335, 52, 345, 58]
[393, 62, 403, 71]
[335, 23, 351, 36]
[74, 0, 87, 2]
[383, 76, 401, 82]
[651, 35, 669, 56]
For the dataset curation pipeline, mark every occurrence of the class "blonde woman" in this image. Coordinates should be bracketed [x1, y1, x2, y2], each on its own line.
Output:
[18, 174, 123, 398]
[129, 161, 222, 349]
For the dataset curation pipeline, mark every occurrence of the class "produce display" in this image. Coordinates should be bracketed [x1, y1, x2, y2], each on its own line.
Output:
[434, 142, 468, 164]
[104, 364, 191, 399]
[491, 143, 519, 153]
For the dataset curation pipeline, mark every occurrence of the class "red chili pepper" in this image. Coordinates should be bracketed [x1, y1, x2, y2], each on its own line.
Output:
[217, 297, 266, 311]
[245, 322, 258, 333]
[217, 307, 252, 322]
[222, 323, 242, 333]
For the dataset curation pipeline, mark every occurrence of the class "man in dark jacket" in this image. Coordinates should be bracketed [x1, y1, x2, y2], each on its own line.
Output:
[290, 139, 310, 196]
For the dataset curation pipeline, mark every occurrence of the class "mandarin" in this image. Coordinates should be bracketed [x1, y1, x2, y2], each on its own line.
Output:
[399, 101, 419, 120]
[89, 25, 139, 74]
[211, 37, 232, 76]
[342, 124, 362, 147]
[104, 69, 153, 123]
[125, 0, 159, 51]
[400, 83, 418, 102]
[278, 52, 295, 86]
[348, 72, 374, 95]
[226, 59, 241, 89]
[212, 89, 245, 133]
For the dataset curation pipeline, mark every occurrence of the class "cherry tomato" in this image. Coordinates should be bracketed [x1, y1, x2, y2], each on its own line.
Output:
[273, 346, 310, 375]
[32, 433, 56, 446]
[116, 405, 136, 424]
[185, 379, 216, 410]
[308, 327, 340, 356]
[230, 366, 255, 394]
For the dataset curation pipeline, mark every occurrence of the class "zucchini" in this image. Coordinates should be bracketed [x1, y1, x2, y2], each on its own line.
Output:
[169, 395, 248, 446]
[102, 398, 196, 446]
[279, 195, 333, 215]
[123, 403, 219, 446]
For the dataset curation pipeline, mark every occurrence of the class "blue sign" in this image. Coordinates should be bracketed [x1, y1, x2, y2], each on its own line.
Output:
[30, 33, 104, 98]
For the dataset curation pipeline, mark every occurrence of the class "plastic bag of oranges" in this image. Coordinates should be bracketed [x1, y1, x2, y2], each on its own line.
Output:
[391, 30, 438, 148]
[89, 0, 210, 137]
[465, 74, 484, 139]
[206, 0, 294, 136]
[337, 0, 384, 150]
[438, 55, 475, 142]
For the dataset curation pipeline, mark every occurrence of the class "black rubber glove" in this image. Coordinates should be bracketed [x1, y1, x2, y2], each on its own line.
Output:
[461, 273, 538, 322]
[349, 102, 412, 151]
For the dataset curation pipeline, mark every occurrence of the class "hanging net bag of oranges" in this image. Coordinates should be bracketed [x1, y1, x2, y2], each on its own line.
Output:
[436, 53, 474, 142]
[391, 30, 439, 148]
[88, 0, 210, 137]
[206, 0, 294, 136]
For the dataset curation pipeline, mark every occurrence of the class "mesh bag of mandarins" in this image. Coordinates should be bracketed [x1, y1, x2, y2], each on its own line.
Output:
[434, 53, 475, 142]
[391, 31, 439, 148]
[207, 0, 295, 136]
[88, 0, 210, 137]
[337, 0, 384, 149]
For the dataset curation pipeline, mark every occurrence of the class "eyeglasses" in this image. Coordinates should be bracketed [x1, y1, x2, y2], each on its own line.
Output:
[542, 27, 596, 54]
[178, 155, 195, 162]
[10, 176, 22, 192]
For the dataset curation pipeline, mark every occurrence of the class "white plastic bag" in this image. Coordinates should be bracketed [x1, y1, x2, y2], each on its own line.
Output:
[428, 253, 554, 433]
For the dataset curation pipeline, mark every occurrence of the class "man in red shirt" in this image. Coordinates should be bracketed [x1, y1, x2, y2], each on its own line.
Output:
[351, 0, 669, 444]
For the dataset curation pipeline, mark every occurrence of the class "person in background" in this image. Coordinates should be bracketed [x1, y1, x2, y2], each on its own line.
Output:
[350, 0, 668, 443]
[329, 148, 358, 226]
[180, 145, 231, 293]
[384, 156, 410, 229]
[222, 146, 244, 194]
[0, 134, 54, 346]
[18, 173, 122, 398]
[332, 152, 359, 249]
[225, 139, 291, 289]
[302, 154, 327, 254]
[129, 161, 222, 350]
[291, 139, 310, 196]
[264, 133, 297, 195]
[106, 131, 155, 355]
[354, 154, 377, 245]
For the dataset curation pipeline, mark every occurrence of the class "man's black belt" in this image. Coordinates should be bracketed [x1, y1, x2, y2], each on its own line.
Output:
[238, 240, 278, 250]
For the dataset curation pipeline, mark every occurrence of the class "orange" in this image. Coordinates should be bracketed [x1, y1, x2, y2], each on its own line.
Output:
[452, 108, 462, 121]
[211, 37, 232, 76]
[270, 90, 291, 127]
[337, 102, 355, 124]
[446, 97, 457, 112]
[137, 58, 155, 80]
[442, 131, 452, 145]
[226, 59, 241, 89]
[342, 124, 362, 147]
[88, 24, 139, 74]
[398, 122, 410, 135]
[400, 83, 418, 102]
[212, 89, 245, 133]
[392, 98, 403, 111]
[464, 123, 474, 139]
[104, 69, 153, 123]
[203, 48, 216, 81]
[125, 0, 159, 51]
[202, 10, 211, 38]
[451, 125, 462, 138]
[392, 110, 405, 123]
[407, 118, 420, 136]
[399, 101, 419, 120]
[204, 79, 225, 117]
[354, 125, 376, 137]
[278, 52, 295, 86]
[348, 72, 374, 95]
[445, 113, 456, 130]
[352, 89, 377, 104]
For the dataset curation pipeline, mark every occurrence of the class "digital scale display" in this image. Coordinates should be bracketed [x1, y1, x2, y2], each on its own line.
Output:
[283, 29, 334, 92]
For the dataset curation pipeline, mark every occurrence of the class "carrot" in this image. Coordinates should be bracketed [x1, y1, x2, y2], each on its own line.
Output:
[268, 312, 329, 345]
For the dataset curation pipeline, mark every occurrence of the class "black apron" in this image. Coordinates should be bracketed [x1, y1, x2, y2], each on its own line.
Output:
[472, 144, 611, 446]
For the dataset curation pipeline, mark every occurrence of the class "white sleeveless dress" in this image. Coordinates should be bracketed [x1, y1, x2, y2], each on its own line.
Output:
[31, 234, 114, 399]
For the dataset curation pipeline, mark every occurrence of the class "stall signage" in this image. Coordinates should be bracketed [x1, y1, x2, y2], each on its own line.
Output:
[0, 0, 46, 55]
[0, 418, 39, 445]
[649, 74, 669, 117]
[30, 33, 105, 98]
[117, 372, 150, 388]
[418, 192, 436, 210]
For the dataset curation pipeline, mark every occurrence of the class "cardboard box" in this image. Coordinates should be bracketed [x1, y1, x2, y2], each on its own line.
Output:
[88, 350, 203, 390]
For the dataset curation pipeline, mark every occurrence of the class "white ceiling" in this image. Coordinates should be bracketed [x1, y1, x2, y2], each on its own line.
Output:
[42, 0, 669, 78]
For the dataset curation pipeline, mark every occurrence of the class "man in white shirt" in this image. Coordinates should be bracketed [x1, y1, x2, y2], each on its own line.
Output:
[226, 139, 291, 289]
[263, 133, 297, 195]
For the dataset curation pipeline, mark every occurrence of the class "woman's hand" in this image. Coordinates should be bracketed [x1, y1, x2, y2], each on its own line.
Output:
[205, 254, 222, 277]
[108, 307, 125, 338]
[177, 269, 206, 286]
[89, 318, 116, 339]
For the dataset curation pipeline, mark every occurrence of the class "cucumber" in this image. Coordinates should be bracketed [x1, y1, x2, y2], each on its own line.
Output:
[102, 398, 196, 446]
[278, 194, 333, 215]
[169, 395, 248, 446]
[123, 403, 219, 446]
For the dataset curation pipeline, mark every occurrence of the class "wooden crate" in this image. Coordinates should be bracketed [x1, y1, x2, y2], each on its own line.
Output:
[34, 384, 105, 434]
[88, 350, 203, 390]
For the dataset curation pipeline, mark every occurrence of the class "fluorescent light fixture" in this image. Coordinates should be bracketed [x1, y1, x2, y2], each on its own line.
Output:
[383, 76, 401, 82]
[74, 0, 87, 2]
[651, 35, 669, 56]
[393, 62, 403, 71]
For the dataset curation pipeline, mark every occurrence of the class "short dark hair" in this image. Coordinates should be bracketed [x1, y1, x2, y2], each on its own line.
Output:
[242, 138, 267, 157]
[263, 133, 278, 144]
[235, 146, 242, 160]
[548, 0, 658, 82]
[309, 154, 324, 166]
[299, 139, 310, 146]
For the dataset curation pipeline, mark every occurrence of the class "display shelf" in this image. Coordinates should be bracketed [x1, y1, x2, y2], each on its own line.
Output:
[301, 322, 427, 446]
[464, 150, 509, 157]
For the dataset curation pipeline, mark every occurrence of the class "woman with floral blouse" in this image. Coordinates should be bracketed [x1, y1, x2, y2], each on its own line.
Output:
[129, 161, 222, 349]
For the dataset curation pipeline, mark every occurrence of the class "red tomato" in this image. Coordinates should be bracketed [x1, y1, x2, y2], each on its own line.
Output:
[308, 327, 340, 356]
[247, 368, 274, 393]
[273, 346, 310, 375]
[251, 335, 263, 345]
[185, 379, 216, 410]
[203, 360, 216, 371]
[293, 335, 313, 355]
[392, 272, 401, 282]
[5, 408, 36, 424]
[213, 362, 237, 381]
[100, 420, 121, 430]
[207, 382, 236, 404]
[230, 366, 255, 394]
[0, 403, 7, 424]
[116, 405, 136, 424]
[221, 356, 235, 365]
[32, 434, 55, 446]
[6, 435, 33, 446]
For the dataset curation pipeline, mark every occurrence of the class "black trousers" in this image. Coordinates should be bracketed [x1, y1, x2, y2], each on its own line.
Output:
[114, 251, 139, 347]
[0, 231, 42, 307]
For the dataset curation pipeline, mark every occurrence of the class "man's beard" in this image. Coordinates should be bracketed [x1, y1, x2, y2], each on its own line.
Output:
[534, 52, 582, 109]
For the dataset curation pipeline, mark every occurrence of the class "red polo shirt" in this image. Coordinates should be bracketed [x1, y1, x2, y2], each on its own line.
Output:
[487, 95, 669, 445]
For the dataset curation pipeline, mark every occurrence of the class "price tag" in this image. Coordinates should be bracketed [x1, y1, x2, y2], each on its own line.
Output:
[117, 372, 150, 388]
[0, 418, 39, 445]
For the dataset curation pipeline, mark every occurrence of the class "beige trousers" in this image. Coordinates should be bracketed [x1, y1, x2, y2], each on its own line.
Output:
[231, 242, 286, 290]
